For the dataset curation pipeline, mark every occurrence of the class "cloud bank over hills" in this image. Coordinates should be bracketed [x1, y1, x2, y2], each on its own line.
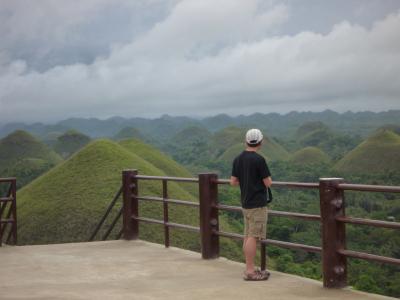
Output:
[0, 0, 399, 122]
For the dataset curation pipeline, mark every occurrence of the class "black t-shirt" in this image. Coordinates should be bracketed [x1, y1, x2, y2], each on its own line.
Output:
[231, 151, 271, 209]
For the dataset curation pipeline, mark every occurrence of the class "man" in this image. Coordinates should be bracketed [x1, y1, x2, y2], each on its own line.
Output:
[230, 128, 272, 281]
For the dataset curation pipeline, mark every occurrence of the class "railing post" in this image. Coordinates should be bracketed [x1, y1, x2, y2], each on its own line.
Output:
[162, 179, 170, 248]
[198, 173, 219, 259]
[122, 170, 138, 240]
[319, 178, 347, 288]
[10, 179, 17, 245]
[0, 199, 2, 247]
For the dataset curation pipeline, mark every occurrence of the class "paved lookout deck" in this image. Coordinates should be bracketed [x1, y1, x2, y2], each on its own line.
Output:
[0, 240, 395, 300]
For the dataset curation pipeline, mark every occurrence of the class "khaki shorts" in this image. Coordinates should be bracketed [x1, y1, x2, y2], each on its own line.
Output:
[243, 207, 268, 239]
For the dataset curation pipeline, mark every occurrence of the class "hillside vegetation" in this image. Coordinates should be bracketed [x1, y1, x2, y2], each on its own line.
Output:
[53, 130, 91, 158]
[296, 121, 330, 138]
[114, 127, 145, 141]
[0, 130, 62, 187]
[335, 130, 400, 174]
[119, 138, 196, 195]
[290, 147, 331, 166]
[0, 130, 61, 169]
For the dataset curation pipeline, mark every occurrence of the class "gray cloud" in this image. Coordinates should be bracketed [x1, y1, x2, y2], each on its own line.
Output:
[0, 0, 399, 123]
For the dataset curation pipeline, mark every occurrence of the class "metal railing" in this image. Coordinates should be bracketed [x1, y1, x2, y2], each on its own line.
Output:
[114, 170, 400, 289]
[0, 178, 17, 246]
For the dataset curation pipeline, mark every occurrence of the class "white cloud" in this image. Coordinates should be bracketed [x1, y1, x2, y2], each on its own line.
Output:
[0, 1, 399, 122]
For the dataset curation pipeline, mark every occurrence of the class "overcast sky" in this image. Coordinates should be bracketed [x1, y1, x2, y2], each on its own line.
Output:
[0, 0, 400, 123]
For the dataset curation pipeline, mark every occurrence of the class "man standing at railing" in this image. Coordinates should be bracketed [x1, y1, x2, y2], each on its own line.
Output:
[230, 128, 272, 281]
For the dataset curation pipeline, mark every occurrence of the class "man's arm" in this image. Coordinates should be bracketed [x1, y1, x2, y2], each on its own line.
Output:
[230, 176, 240, 186]
[263, 176, 272, 188]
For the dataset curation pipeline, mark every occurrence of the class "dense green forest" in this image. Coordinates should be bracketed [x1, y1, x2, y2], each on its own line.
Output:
[0, 112, 399, 298]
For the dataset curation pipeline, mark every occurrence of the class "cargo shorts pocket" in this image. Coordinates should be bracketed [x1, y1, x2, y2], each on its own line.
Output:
[253, 216, 266, 238]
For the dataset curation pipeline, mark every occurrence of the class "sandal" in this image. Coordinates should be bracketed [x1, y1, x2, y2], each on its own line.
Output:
[243, 270, 270, 281]
[257, 269, 271, 278]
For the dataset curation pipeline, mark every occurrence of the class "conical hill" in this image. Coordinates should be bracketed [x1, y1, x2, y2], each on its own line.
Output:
[289, 147, 331, 165]
[17, 139, 241, 259]
[0, 130, 62, 171]
[334, 130, 400, 174]
[210, 126, 246, 156]
[114, 127, 144, 141]
[17, 139, 193, 245]
[53, 130, 91, 158]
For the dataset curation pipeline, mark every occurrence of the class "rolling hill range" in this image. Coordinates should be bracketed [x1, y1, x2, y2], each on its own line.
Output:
[3, 110, 400, 140]
[289, 147, 331, 166]
[17, 139, 241, 259]
[334, 130, 400, 174]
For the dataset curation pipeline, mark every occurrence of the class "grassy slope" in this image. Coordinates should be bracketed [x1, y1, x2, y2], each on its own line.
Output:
[335, 130, 400, 174]
[119, 138, 193, 178]
[17, 139, 241, 259]
[119, 138, 197, 195]
[290, 147, 331, 165]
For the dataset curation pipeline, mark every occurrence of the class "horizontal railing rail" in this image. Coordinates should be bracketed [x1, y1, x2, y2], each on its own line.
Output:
[338, 183, 400, 193]
[217, 179, 320, 189]
[135, 175, 199, 183]
[118, 170, 400, 289]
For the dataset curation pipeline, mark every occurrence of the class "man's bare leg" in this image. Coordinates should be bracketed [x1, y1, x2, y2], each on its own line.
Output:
[244, 236, 257, 274]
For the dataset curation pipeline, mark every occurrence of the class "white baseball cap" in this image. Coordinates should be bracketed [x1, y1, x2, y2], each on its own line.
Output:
[246, 128, 263, 145]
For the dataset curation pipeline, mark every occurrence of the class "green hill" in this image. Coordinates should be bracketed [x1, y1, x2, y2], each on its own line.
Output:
[17, 139, 241, 259]
[119, 139, 193, 178]
[298, 127, 334, 147]
[219, 136, 290, 164]
[114, 127, 145, 141]
[42, 131, 63, 147]
[0, 130, 62, 186]
[335, 130, 400, 174]
[0, 130, 61, 169]
[296, 121, 330, 138]
[289, 147, 331, 165]
[164, 126, 212, 167]
[296, 125, 361, 161]
[377, 124, 400, 135]
[210, 126, 246, 156]
[53, 130, 91, 158]
[119, 138, 196, 195]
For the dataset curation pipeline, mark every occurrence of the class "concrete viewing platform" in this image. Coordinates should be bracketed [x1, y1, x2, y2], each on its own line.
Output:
[0, 240, 395, 300]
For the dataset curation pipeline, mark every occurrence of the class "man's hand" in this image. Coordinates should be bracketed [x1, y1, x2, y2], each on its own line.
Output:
[230, 176, 240, 186]
[263, 176, 272, 188]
